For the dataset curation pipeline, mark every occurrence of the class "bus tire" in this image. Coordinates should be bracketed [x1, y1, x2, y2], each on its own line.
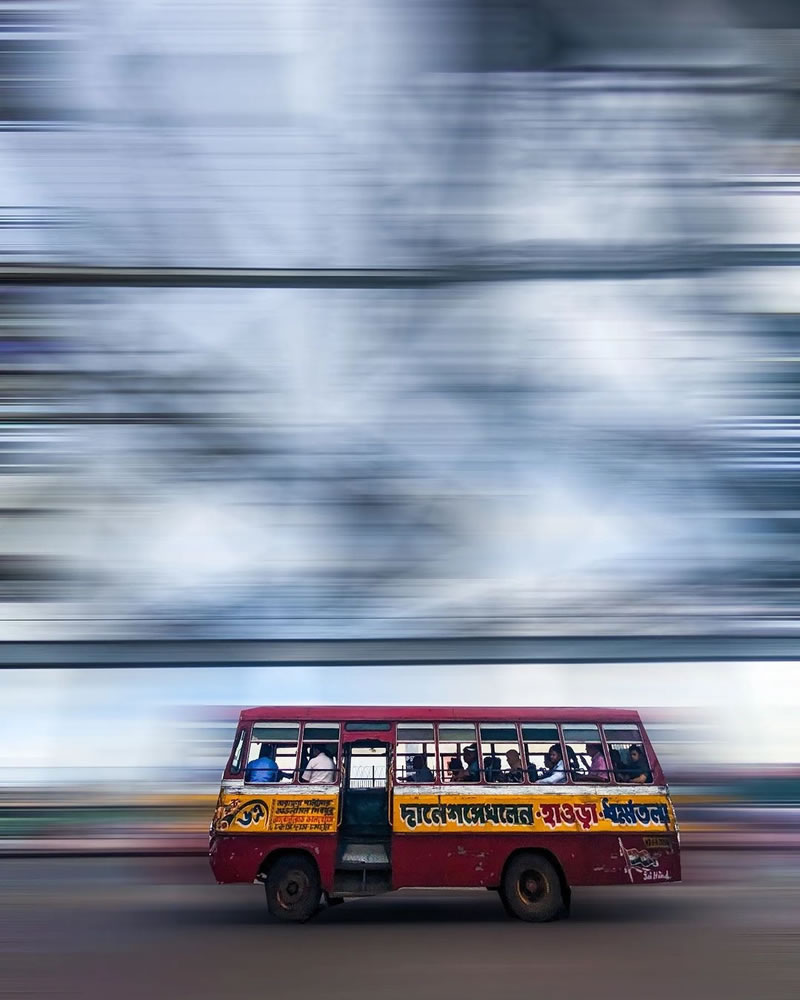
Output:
[265, 854, 321, 923]
[500, 853, 565, 922]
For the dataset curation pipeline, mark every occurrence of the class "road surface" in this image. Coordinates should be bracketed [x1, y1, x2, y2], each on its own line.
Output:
[1, 852, 797, 1000]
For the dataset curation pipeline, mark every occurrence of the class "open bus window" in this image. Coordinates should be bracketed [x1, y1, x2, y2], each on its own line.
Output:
[298, 723, 341, 784]
[521, 724, 560, 783]
[438, 722, 478, 782]
[603, 724, 653, 784]
[479, 724, 522, 783]
[397, 723, 436, 782]
[562, 724, 609, 782]
[247, 723, 300, 782]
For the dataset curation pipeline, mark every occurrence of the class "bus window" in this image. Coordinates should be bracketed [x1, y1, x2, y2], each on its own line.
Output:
[521, 724, 560, 783]
[562, 724, 608, 782]
[344, 721, 392, 732]
[603, 723, 653, 784]
[438, 722, 479, 782]
[479, 724, 522, 783]
[299, 722, 341, 783]
[397, 723, 436, 782]
[247, 723, 300, 782]
[229, 728, 246, 776]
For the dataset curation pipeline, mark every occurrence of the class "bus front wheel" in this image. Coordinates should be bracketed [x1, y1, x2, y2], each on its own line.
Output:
[265, 854, 322, 923]
[500, 853, 565, 922]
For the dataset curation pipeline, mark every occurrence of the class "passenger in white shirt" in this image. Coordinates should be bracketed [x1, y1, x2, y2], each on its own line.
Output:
[301, 744, 337, 784]
[535, 744, 567, 785]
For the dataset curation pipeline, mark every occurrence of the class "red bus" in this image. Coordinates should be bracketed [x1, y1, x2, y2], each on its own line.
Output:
[209, 706, 680, 921]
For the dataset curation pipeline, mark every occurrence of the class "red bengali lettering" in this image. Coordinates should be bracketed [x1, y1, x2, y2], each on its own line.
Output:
[573, 803, 599, 830]
[538, 802, 563, 828]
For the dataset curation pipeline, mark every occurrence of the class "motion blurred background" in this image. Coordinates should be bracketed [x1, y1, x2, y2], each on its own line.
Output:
[1, 0, 800, 862]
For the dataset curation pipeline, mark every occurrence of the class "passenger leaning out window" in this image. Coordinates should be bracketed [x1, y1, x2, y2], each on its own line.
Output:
[535, 744, 567, 784]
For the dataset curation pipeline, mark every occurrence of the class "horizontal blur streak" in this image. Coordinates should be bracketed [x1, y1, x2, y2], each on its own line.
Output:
[0, 3, 799, 641]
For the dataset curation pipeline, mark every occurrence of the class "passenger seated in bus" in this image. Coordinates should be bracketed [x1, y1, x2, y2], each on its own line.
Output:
[610, 748, 624, 780]
[618, 744, 652, 784]
[585, 742, 610, 782]
[535, 744, 567, 784]
[447, 756, 463, 781]
[405, 753, 434, 783]
[452, 744, 480, 782]
[465, 745, 480, 780]
[301, 743, 337, 783]
[484, 755, 503, 782]
[503, 749, 525, 783]
[245, 743, 280, 783]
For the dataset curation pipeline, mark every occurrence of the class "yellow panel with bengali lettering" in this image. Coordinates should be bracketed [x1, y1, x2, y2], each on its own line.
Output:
[212, 791, 339, 834]
[393, 794, 676, 834]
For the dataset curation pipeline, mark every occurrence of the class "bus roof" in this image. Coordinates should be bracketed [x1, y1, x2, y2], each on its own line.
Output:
[239, 706, 643, 724]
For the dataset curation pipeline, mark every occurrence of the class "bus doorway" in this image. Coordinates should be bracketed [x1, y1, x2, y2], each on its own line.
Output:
[341, 738, 392, 838]
[334, 731, 394, 895]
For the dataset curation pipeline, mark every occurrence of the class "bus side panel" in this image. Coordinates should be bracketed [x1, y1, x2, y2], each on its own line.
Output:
[391, 835, 453, 888]
[543, 832, 681, 886]
[614, 832, 681, 885]
[209, 834, 339, 888]
[391, 832, 681, 888]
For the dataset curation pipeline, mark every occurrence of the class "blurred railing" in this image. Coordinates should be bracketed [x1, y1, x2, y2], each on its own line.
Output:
[0, 247, 799, 287]
[3, 636, 800, 668]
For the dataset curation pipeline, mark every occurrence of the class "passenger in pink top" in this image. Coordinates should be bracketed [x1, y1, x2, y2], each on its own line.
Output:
[585, 742, 609, 782]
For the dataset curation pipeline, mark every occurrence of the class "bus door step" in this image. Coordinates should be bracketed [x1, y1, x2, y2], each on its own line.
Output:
[332, 867, 392, 897]
[338, 842, 390, 867]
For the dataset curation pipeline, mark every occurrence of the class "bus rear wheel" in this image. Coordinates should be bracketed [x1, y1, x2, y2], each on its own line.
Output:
[265, 854, 321, 923]
[500, 853, 565, 922]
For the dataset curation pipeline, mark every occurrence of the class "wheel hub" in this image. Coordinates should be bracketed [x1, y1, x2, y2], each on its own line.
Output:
[519, 869, 546, 903]
[278, 870, 309, 908]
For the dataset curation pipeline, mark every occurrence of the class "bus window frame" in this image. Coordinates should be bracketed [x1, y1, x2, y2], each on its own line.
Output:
[560, 722, 611, 784]
[599, 725, 616, 784]
[436, 721, 480, 784]
[226, 726, 248, 779]
[514, 721, 530, 783]
[602, 722, 654, 785]
[237, 720, 342, 784]
[396, 722, 437, 783]
[298, 720, 342, 786]
[522, 722, 563, 785]
[557, 724, 572, 784]
[246, 721, 303, 784]
[478, 721, 525, 784]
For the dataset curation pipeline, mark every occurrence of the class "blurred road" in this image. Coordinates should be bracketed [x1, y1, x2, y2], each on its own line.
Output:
[1, 853, 798, 1000]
